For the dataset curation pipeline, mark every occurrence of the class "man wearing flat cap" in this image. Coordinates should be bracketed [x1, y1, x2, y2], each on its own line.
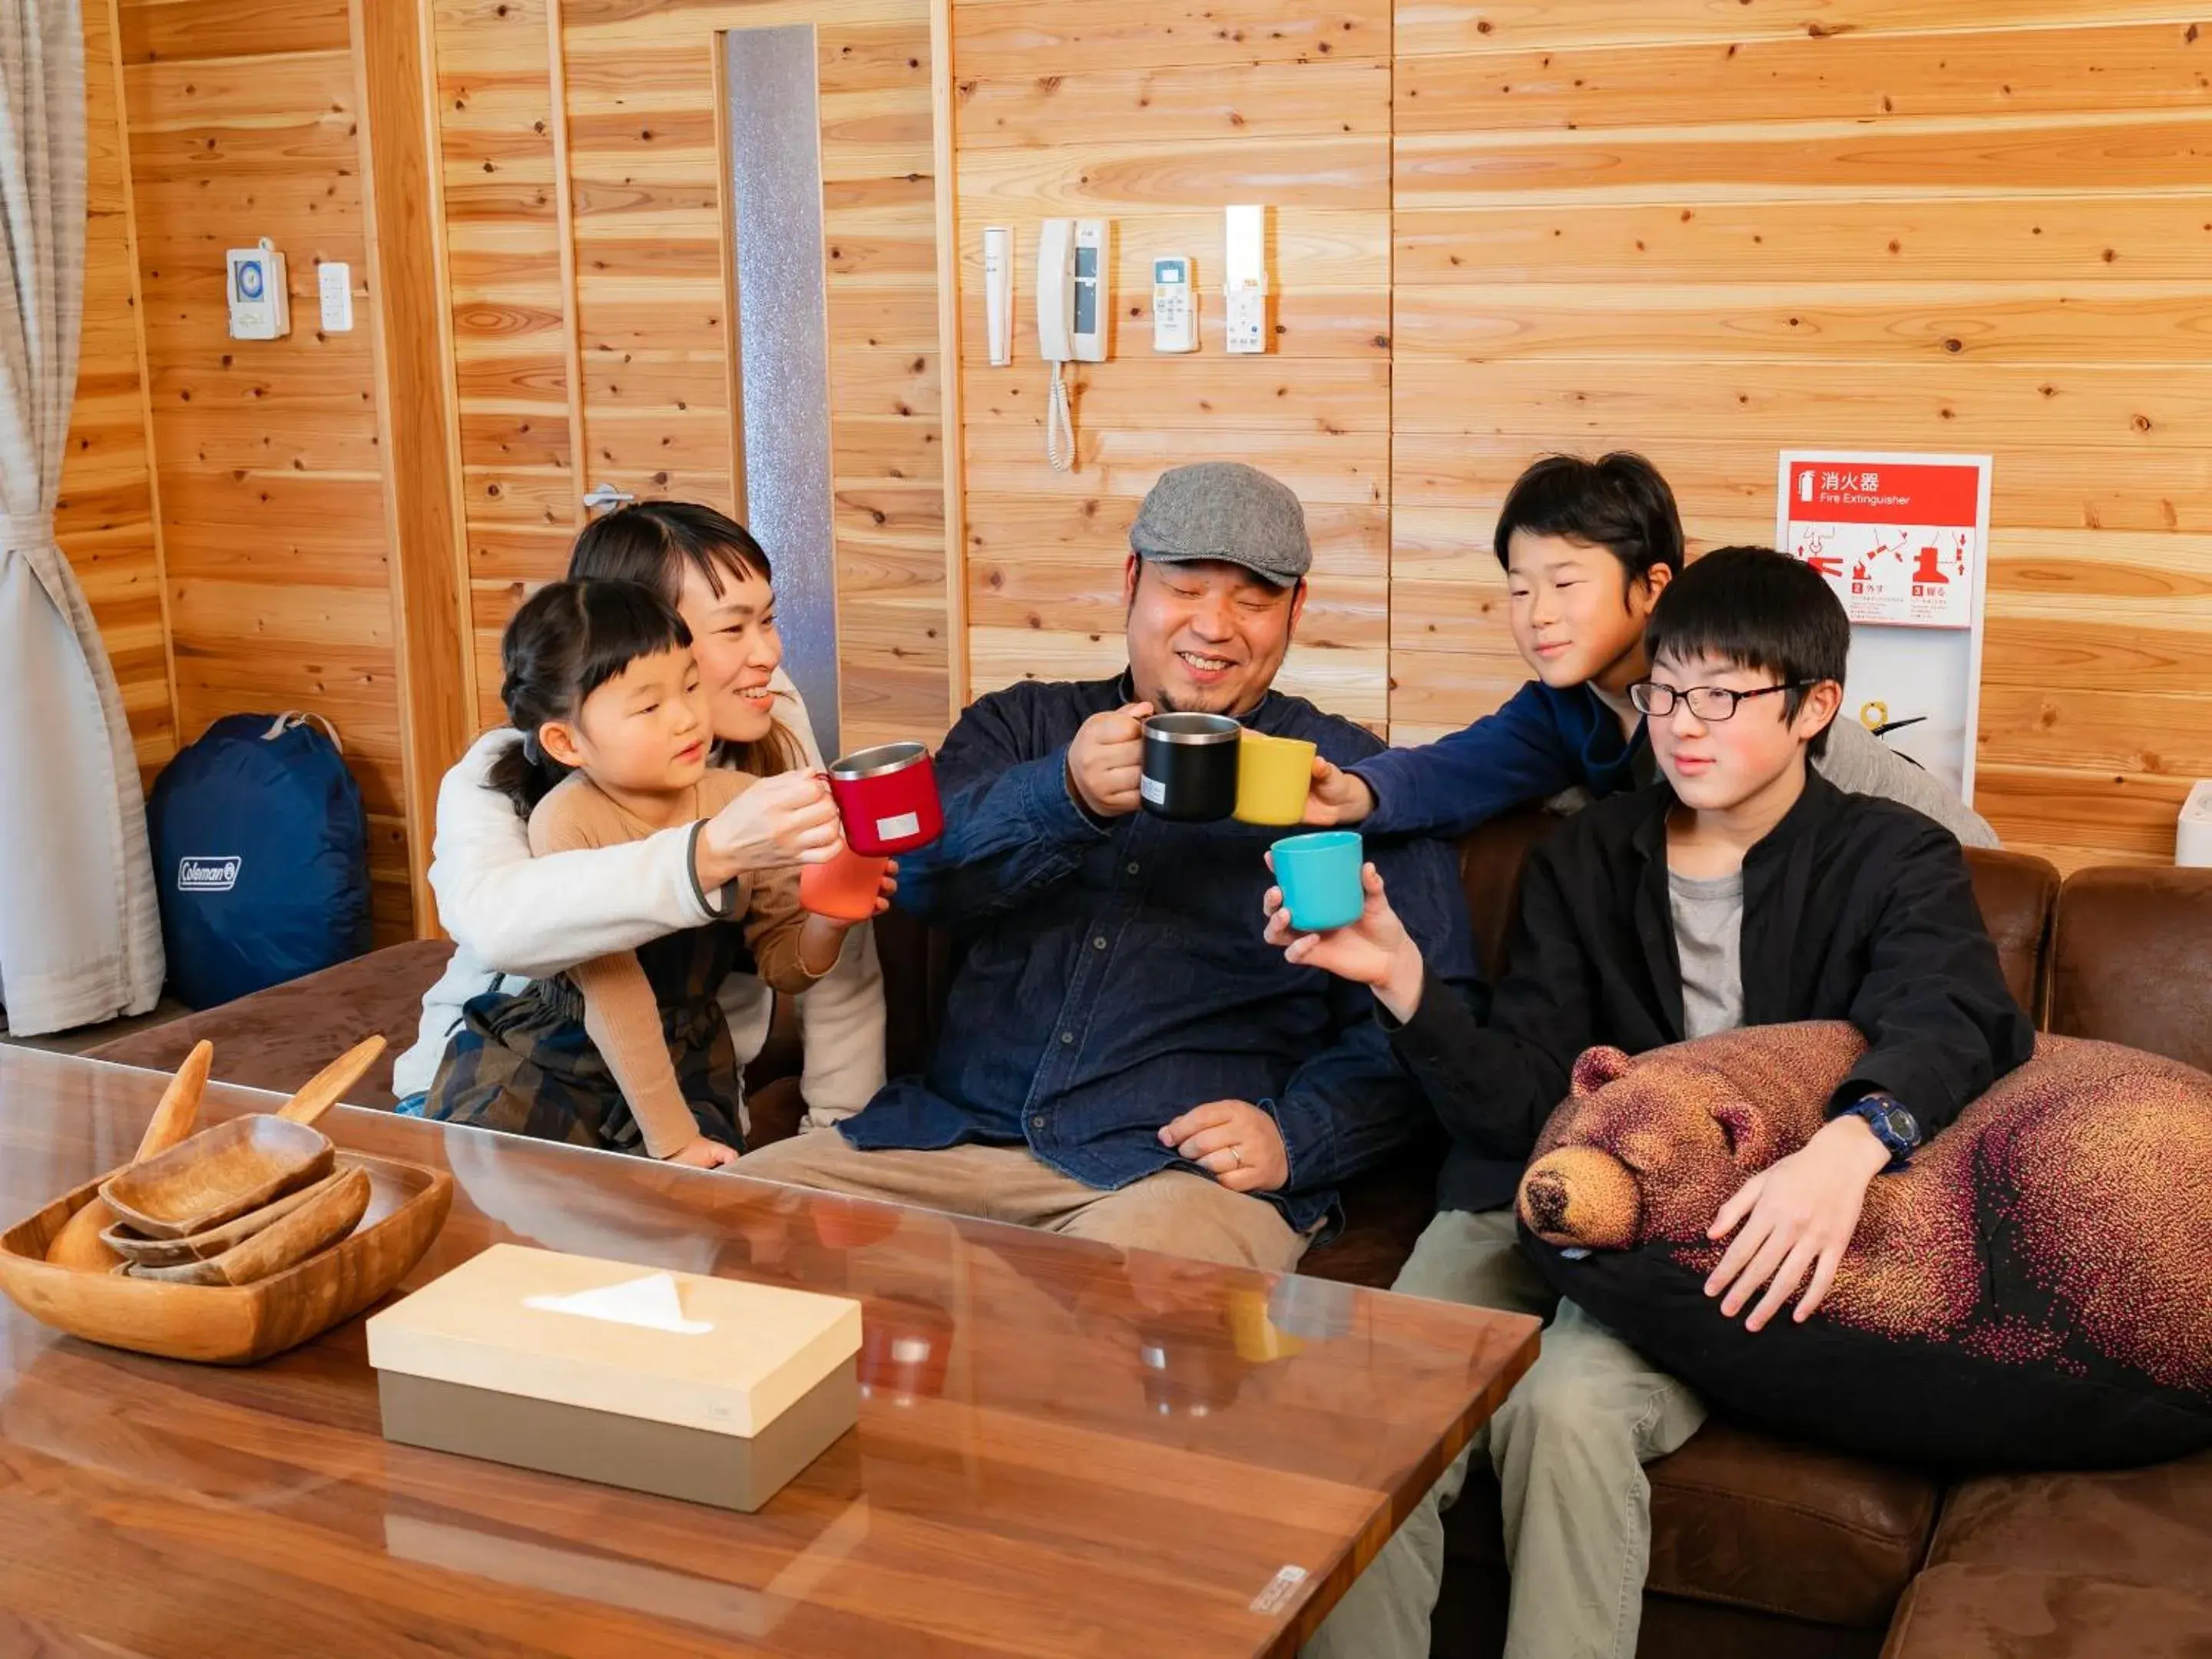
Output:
[738, 462, 1476, 1268]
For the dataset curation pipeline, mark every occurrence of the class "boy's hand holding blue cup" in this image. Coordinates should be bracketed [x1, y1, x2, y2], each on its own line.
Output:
[1263, 833, 1428, 1022]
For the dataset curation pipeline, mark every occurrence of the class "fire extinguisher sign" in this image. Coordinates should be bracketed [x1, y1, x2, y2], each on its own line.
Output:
[1777, 452, 1992, 631]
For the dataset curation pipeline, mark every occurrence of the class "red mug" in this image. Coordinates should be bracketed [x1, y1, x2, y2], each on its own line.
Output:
[827, 741, 942, 856]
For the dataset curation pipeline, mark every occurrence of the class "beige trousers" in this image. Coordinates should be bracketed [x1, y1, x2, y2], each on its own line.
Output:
[1302, 1208, 1707, 1659]
[735, 1131, 1306, 1273]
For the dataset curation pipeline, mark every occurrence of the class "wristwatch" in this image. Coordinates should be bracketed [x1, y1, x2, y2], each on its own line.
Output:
[1842, 1093, 1922, 1170]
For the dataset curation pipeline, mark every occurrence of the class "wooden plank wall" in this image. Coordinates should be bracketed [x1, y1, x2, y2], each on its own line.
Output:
[435, 0, 955, 753]
[57, 0, 177, 791]
[69, 0, 2212, 882]
[434, 0, 581, 730]
[950, 1, 1396, 727]
[1392, 2, 2212, 869]
[115, 0, 417, 940]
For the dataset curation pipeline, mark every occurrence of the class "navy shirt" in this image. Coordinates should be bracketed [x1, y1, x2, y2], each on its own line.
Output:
[1352, 678, 1649, 840]
[838, 674, 1480, 1235]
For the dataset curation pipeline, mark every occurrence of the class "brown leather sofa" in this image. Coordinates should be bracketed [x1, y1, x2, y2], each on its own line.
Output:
[90, 820, 2212, 1658]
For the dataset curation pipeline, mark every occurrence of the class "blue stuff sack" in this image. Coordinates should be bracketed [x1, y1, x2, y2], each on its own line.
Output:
[148, 712, 370, 1008]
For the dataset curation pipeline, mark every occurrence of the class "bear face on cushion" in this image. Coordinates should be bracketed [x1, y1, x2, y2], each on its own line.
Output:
[1515, 1024, 2212, 1467]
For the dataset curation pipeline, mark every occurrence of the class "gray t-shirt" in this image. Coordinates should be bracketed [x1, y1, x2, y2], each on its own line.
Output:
[1816, 715, 1998, 848]
[1670, 868, 1746, 1040]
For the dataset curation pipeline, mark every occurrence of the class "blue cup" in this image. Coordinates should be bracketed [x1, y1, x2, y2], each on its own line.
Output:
[1270, 830, 1366, 932]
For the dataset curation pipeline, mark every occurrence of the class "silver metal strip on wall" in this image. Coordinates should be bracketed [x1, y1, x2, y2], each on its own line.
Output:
[723, 24, 841, 761]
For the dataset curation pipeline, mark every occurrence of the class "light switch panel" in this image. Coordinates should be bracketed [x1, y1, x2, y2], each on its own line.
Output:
[319, 260, 354, 332]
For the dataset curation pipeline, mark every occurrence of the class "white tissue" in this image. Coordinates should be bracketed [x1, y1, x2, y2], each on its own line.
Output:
[524, 1271, 714, 1335]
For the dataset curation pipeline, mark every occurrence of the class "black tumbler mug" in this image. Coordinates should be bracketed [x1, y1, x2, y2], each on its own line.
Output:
[1141, 713, 1241, 822]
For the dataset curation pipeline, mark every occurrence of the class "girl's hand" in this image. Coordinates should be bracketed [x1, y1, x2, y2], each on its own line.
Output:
[1262, 859, 1427, 1022]
[798, 863, 897, 972]
[697, 770, 846, 889]
[665, 1134, 740, 1170]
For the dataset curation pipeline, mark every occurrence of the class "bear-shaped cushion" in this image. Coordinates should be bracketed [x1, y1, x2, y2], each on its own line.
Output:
[1515, 1023, 2212, 1469]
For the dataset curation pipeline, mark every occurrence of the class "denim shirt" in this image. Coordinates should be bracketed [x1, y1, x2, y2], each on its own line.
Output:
[838, 674, 1481, 1235]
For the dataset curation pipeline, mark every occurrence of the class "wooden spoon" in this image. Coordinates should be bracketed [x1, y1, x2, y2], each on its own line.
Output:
[274, 1035, 386, 1129]
[45, 1041, 215, 1270]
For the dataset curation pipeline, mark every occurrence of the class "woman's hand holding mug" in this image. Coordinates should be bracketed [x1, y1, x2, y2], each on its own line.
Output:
[1263, 856, 1427, 1023]
[697, 769, 846, 891]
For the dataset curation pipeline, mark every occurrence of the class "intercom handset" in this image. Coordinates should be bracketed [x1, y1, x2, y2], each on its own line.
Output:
[1037, 217, 1110, 470]
[1037, 219, 1077, 365]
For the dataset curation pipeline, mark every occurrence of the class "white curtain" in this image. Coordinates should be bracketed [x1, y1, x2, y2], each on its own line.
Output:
[0, 0, 162, 1035]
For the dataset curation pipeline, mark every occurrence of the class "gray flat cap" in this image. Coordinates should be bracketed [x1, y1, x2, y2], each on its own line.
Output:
[1128, 462, 1311, 588]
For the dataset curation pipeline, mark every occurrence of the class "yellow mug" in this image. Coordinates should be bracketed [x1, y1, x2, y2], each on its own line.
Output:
[1226, 1287, 1305, 1363]
[1235, 730, 1317, 826]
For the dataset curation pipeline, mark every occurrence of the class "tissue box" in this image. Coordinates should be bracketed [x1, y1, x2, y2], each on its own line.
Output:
[366, 1244, 863, 1512]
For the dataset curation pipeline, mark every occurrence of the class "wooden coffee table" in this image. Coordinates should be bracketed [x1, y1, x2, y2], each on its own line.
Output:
[0, 1046, 1538, 1656]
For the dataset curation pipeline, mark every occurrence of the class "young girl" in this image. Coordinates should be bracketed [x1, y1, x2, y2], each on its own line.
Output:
[426, 579, 889, 1166]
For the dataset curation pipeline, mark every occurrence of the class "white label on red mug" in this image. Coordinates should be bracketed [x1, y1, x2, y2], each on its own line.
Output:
[1141, 776, 1166, 804]
[875, 812, 921, 841]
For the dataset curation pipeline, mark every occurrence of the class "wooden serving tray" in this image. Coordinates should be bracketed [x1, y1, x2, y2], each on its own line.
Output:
[0, 1152, 452, 1364]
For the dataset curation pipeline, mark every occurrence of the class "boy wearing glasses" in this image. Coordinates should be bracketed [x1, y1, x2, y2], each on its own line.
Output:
[1302, 451, 1995, 848]
[1293, 548, 2033, 1659]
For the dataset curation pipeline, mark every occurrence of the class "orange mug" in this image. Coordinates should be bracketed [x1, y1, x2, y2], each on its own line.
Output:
[799, 846, 889, 922]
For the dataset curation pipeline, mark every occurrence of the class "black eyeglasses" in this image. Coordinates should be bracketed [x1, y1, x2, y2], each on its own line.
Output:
[1628, 680, 1812, 721]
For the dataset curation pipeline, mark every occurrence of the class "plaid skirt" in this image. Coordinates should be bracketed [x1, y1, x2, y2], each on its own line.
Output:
[423, 923, 746, 1156]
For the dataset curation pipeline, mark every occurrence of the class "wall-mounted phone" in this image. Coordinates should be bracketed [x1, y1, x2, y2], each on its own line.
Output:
[1037, 217, 1108, 363]
[1036, 217, 1109, 470]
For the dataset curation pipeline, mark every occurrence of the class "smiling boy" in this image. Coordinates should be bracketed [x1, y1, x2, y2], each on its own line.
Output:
[1292, 548, 2033, 1659]
[1303, 452, 1996, 848]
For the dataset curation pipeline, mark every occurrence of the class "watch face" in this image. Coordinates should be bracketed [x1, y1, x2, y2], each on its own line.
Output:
[1884, 1107, 1921, 1146]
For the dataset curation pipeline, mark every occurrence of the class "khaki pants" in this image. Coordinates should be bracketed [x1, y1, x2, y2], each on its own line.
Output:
[1303, 1209, 1706, 1659]
[734, 1131, 1305, 1273]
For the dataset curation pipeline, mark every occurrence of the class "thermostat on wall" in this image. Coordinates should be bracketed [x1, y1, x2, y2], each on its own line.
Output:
[1223, 204, 1269, 355]
[227, 238, 290, 340]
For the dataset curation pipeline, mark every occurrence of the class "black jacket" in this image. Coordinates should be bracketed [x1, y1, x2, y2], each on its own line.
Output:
[1390, 773, 2038, 1214]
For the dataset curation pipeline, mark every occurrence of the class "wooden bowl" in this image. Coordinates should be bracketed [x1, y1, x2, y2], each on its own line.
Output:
[101, 1167, 353, 1267]
[0, 1153, 452, 1365]
[124, 1166, 373, 1287]
[100, 1116, 335, 1240]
